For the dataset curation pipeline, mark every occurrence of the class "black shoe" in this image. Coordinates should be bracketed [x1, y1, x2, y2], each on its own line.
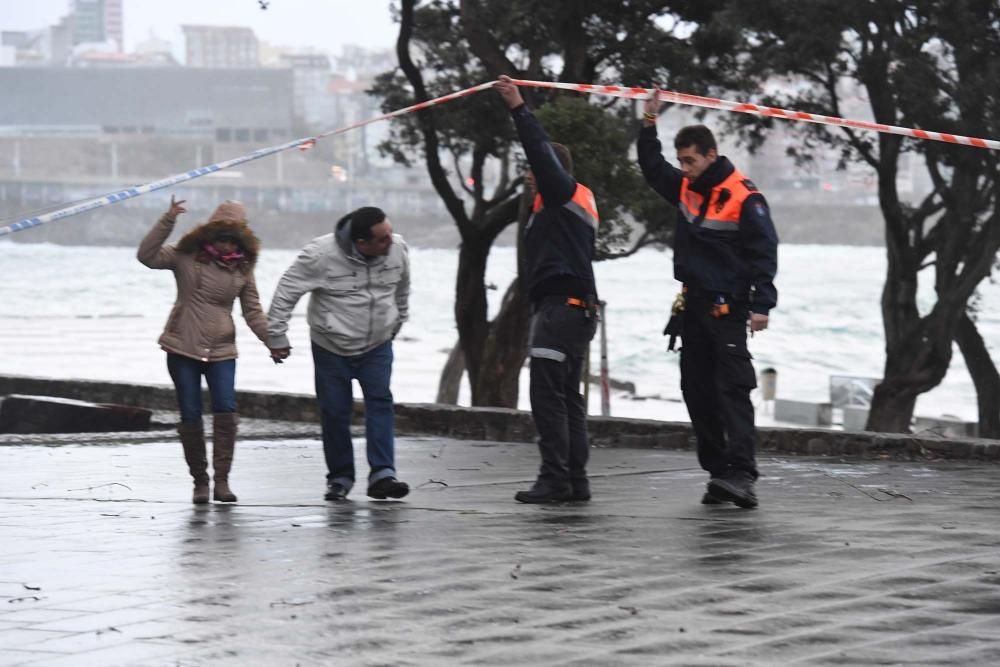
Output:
[570, 478, 591, 502]
[701, 477, 724, 505]
[324, 482, 349, 501]
[708, 472, 758, 509]
[701, 490, 724, 505]
[515, 481, 572, 504]
[367, 477, 410, 500]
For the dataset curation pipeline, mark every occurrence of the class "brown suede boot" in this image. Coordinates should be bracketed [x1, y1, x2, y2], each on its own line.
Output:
[177, 420, 210, 504]
[212, 412, 239, 502]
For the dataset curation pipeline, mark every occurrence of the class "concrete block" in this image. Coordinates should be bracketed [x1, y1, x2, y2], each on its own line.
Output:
[829, 375, 879, 408]
[774, 399, 832, 426]
[842, 406, 870, 432]
[0, 394, 151, 434]
[913, 416, 978, 439]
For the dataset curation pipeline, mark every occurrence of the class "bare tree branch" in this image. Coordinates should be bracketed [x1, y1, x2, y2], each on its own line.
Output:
[451, 147, 473, 196]
[480, 195, 521, 243]
[397, 0, 470, 234]
[460, 0, 520, 77]
[596, 231, 658, 261]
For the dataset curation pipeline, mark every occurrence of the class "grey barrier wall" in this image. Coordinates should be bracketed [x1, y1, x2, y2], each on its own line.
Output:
[0, 374, 997, 461]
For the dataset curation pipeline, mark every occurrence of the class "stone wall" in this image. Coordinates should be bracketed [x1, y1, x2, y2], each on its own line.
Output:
[1, 374, 997, 461]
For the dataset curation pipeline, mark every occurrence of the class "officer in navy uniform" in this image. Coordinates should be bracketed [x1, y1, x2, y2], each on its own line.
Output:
[637, 92, 778, 508]
[495, 75, 600, 504]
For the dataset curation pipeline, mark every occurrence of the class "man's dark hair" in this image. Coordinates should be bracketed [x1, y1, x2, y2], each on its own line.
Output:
[338, 206, 387, 242]
[673, 125, 717, 156]
[550, 142, 573, 174]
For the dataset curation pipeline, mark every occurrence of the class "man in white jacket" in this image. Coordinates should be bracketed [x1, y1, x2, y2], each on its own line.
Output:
[268, 206, 410, 501]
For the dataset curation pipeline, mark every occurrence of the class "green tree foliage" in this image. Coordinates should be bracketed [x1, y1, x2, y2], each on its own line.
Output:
[534, 97, 670, 258]
[703, 0, 1000, 434]
[369, 0, 719, 406]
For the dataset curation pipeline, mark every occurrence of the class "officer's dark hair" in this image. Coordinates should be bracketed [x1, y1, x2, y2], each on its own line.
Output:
[550, 142, 573, 174]
[337, 206, 387, 242]
[673, 125, 717, 156]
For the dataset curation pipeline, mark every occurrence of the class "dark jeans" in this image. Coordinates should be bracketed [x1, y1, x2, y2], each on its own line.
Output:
[166, 353, 237, 423]
[528, 297, 598, 486]
[679, 293, 759, 479]
[312, 340, 396, 491]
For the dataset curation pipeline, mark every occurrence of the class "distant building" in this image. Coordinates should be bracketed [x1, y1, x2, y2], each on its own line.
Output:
[132, 31, 179, 66]
[72, 0, 123, 50]
[333, 45, 394, 81]
[0, 67, 294, 140]
[183, 25, 259, 68]
[1, 29, 55, 66]
[277, 52, 334, 129]
[319, 46, 398, 173]
[3, 1, 117, 66]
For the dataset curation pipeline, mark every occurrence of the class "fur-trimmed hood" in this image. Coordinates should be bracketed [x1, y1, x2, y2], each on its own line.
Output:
[175, 201, 261, 270]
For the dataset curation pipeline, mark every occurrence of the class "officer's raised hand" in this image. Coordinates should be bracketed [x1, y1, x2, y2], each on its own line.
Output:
[495, 75, 525, 110]
[643, 88, 664, 126]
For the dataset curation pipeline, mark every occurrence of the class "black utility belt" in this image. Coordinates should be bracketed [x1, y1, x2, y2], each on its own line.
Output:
[533, 294, 598, 315]
[683, 287, 740, 300]
[535, 294, 595, 304]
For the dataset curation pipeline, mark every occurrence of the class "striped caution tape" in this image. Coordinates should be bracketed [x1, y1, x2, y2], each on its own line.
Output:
[0, 81, 495, 238]
[511, 79, 1000, 151]
[2, 78, 996, 238]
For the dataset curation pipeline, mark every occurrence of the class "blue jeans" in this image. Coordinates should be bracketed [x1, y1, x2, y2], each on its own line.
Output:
[166, 353, 237, 423]
[312, 341, 396, 490]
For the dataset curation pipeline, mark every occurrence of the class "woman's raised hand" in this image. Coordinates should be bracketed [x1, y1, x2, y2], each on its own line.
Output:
[166, 195, 187, 221]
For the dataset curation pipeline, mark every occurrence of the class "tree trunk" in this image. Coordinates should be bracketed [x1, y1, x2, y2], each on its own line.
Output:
[435, 340, 466, 405]
[473, 277, 530, 406]
[865, 132, 955, 433]
[955, 313, 1000, 439]
[867, 311, 956, 432]
[454, 238, 491, 403]
[470, 188, 533, 407]
[866, 385, 919, 433]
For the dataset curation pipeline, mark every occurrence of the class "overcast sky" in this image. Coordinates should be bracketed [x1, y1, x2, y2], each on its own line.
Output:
[3, 0, 399, 57]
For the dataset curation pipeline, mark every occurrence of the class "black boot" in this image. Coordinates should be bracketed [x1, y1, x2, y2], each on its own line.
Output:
[708, 471, 758, 509]
[515, 480, 572, 504]
[570, 477, 591, 502]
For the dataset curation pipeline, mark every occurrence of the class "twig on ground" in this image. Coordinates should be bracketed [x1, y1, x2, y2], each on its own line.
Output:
[66, 482, 133, 492]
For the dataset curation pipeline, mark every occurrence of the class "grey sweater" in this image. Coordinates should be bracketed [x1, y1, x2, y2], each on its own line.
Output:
[267, 225, 409, 356]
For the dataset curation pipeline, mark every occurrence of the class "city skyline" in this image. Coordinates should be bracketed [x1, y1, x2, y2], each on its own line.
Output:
[2, 0, 399, 60]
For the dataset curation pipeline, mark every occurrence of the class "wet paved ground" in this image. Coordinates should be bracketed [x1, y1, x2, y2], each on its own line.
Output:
[1, 431, 999, 666]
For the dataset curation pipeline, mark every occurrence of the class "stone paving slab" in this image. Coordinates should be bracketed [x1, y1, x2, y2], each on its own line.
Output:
[0, 434, 999, 666]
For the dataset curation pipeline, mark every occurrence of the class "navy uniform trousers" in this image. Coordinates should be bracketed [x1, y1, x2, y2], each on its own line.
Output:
[528, 296, 598, 487]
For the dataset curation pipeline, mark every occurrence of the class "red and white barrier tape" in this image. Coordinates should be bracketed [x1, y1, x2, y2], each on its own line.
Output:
[512, 79, 1000, 151]
[3, 78, 995, 238]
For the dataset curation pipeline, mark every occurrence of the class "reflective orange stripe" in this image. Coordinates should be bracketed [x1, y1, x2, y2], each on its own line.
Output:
[678, 168, 754, 231]
[531, 183, 600, 230]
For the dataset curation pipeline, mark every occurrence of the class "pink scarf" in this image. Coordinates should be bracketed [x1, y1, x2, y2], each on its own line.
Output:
[202, 242, 245, 264]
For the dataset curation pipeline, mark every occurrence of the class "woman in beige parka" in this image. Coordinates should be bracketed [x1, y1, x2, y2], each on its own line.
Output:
[138, 196, 272, 504]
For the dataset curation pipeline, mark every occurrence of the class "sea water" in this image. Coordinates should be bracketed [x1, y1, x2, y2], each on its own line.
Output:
[1, 240, 997, 424]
